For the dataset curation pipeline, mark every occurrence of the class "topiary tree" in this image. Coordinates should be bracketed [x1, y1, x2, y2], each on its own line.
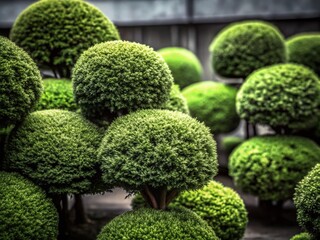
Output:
[290, 232, 313, 240]
[209, 20, 286, 78]
[161, 84, 189, 114]
[99, 109, 218, 209]
[97, 207, 218, 240]
[182, 81, 240, 134]
[10, 0, 120, 78]
[158, 47, 203, 89]
[0, 171, 58, 240]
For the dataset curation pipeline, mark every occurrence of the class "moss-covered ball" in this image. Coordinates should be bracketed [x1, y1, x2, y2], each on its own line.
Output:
[158, 47, 203, 89]
[290, 232, 313, 240]
[229, 136, 320, 201]
[182, 81, 240, 134]
[221, 136, 245, 155]
[237, 64, 320, 132]
[5, 110, 103, 194]
[294, 164, 320, 239]
[287, 33, 320, 75]
[10, 0, 120, 78]
[73, 41, 173, 122]
[210, 21, 286, 78]
[0, 36, 42, 129]
[161, 84, 189, 114]
[97, 207, 218, 240]
[0, 171, 58, 240]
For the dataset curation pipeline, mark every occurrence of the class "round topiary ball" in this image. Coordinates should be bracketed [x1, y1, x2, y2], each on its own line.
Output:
[229, 136, 320, 201]
[5, 110, 103, 194]
[0, 36, 42, 129]
[237, 64, 320, 132]
[158, 47, 203, 89]
[0, 171, 58, 240]
[182, 81, 240, 134]
[290, 232, 313, 240]
[161, 84, 189, 114]
[73, 41, 173, 122]
[97, 207, 218, 240]
[210, 21, 286, 78]
[10, 0, 120, 78]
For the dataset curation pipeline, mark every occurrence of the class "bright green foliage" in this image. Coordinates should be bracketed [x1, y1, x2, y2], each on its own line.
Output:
[294, 164, 320, 239]
[221, 136, 244, 155]
[182, 81, 240, 134]
[287, 33, 320, 75]
[0, 36, 42, 128]
[229, 136, 320, 201]
[36, 78, 78, 111]
[73, 41, 173, 122]
[210, 21, 286, 78]
[10, 0, 120, 78]
[158, 47, 203, 89]
[5, 110, 103, 194]
[0, 171, 58, 240]
[290, 232, 313, 240]
[161, 84, 189, 114]
[237, 64, 320, 132]
[97, 207, 218, 240]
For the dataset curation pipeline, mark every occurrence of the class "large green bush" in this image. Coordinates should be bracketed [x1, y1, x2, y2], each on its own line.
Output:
[182, 81, 239, 134]
[0, 36, 42, 129]
[290, 232, 313, 240]
[10, 0, 120, 78]
[229, 136, 320, 201]
[210, 21, 286, 78]
[161, 84, 189, 114]
[97, 207, 218, 240]
[0, 171, 58, 240]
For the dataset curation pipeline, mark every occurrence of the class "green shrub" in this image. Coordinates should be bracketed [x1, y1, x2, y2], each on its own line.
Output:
[0, 171, 58, 240]
[5, 110, 103, 194]
[0, 36, 42, 129]
[290, 232, 313, 240]
[229, 136, 320, 201]
[182, 81, 240, 134]
[294, 164, 320, 239]
[10, 0, 120, 78]
[72, 41, 173, 122]
[221, 136, 245, 155]
[237, 64, 320, 132]
[161, 84, 189, 114]
[97, 207, 218, 240]
[210, 21, 286, 78]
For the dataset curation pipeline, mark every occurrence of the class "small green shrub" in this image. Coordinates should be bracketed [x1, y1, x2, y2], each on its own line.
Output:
[290, 232, 313, 240]
[229, 136, 320, 201]
[210, 21, 286, 78]
[161, 84, 189, 114]
[221, 136, 244, 155]
[182, 81, 240, 134]
[0, 171, 58, 240]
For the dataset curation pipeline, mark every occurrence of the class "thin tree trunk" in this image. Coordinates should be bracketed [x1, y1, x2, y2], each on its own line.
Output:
[158, 187, 167, 210]
[245, 121, 250, 139]
[166, 189, 179, 206]
[143, 186, 158, 209]
[74, 194, 88, 224]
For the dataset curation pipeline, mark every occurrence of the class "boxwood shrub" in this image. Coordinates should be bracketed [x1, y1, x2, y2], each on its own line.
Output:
[290, 232, 313, 240]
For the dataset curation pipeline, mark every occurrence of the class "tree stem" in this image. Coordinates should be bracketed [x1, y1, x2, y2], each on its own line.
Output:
[143, 186, 158, 209]
[166, 189, 179, 206]
[74, 194, 87, 224]
[158, 187, 167, 210]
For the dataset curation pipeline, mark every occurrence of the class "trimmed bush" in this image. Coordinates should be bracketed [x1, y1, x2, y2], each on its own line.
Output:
[221, 136, 245, 155]
[290, 232, 313, 240]
[10, 0, 120, 78]
[182, 81, 240, 134]
[0, 171, 58, 240]
[161, 84, 189, 114]
[97, 207, 218, 240]
[5, 110, 103, 194]
[229, 136, 320, 201]
[73, 41, 173, 122]
[237, 64, 320, 132]
[210, 21, 286, 78]
[0, 36, 42, 128]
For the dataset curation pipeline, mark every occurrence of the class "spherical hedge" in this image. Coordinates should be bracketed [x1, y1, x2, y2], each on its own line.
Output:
[5, 110, 103, 194]
[210, 21, 286, 78]
[0, 36, 42, 128]
[158, 47, 203, 89]
[10, 0, 120, 78]
[182, 81, 240, 134]
[0, 171, 58, 240]
[73, 41, 173, 121]
[229, 136, 320, 201]
[97, 207, 218, 240]
[290, 232, 313, 240]
[161, 84, 189, 114]
[237, 64, 320, 132]
[294, 164, 320, 238]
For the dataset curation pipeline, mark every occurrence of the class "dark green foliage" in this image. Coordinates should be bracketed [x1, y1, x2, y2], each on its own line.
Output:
[290, 232, 313, 240]
[229, 136, 320, 201]
[158, 47, 203, 89]
[73, 41, 173, 122]
[0, 36, 42, 128]
[182, 81, 240, 134]
[161, 84, 189, 114]
[5, 110, 103, 194]
[0, 171, 58, 240]
[210, 21, 287, 78]
[237, 64, 320, 132]
[10, 0, 120, 78]
[221, 136, 245, 155]
[97, 207, 218, 240]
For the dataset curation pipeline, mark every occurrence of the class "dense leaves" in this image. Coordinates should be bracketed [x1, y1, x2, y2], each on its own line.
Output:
[290, 232, 313, 240]
[161, 84, 189, 114]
